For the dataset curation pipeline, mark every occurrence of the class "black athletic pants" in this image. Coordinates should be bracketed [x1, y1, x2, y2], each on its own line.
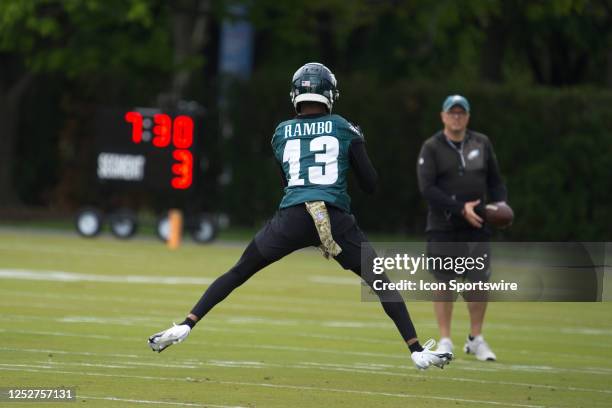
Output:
[190, 205, 418, 343]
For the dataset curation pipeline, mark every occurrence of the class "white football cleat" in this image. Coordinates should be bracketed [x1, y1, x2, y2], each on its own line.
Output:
[464, 335, 496, 361]
[411, 339, 453, 370]
[148, 323, 191, 353]
[436, 337, 454, 355]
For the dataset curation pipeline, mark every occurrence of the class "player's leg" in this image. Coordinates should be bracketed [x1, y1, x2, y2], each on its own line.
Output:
[149, 207, 318, 352]
[331, 217, 452, 369]
[463, 298, 495, 361]
[466, 300, 487, 337]
[187, 239, 272, 321]
[433, 301, 454, 353]
[350, 263, 418, 345]
[148, 239, 274, 352]
[462, 236, 496, 360]
[426, 231, 460, 354]
[462, 238, 491, 339]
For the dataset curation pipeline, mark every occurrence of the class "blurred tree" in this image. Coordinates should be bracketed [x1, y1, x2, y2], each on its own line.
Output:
[246, 0, 380, 74]
[242, 0, 612, 87]
[0, 55, 31, 206]
[487, 0, 612, 86]
[0, 0, 173, 207]
[158, 0, 211, 107]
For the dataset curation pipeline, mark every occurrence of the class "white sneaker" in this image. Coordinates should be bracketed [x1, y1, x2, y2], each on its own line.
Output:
[411, 339, 453, 370]
[436, 337, 454, 354]
[464, 335, 496, 361]
[148, 323, 191, 353]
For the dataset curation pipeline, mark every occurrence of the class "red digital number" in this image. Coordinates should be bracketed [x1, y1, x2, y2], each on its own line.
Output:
[125, 111, 143, 143]
[172, 115, 194, 149]
[152, 114, 172, 148]
[171, 149, 193, 189]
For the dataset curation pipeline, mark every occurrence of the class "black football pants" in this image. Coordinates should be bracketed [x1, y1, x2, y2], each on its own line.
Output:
[190, 205, 418, 343]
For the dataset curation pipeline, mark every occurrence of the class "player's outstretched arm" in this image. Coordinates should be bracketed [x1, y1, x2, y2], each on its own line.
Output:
[349, 139, 378, 194]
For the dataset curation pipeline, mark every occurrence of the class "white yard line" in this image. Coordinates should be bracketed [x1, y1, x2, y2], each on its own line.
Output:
[0, 346, 139, 358]
[0, 328, 112, 339]
[80, 396, 247, 408]
[0, 269, 213, 285]
[38, 361, 199, 370]
[0, 242, 132, 258]
[0, 365, 551, 408]
[0, 314, 165, 326]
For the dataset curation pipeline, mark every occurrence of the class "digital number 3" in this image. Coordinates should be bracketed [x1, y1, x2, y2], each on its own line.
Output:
[171, 149, 193, 189]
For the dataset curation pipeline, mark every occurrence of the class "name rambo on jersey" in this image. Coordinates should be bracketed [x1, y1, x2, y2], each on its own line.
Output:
[283, 121, 333, 138]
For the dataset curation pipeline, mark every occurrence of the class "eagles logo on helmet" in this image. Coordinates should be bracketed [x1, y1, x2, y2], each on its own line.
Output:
[290, 62, 340, 113]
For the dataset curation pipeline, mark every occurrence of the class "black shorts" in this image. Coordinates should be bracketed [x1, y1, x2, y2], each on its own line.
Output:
[426, 229, 491, 284]
[254, 204, 372, 271]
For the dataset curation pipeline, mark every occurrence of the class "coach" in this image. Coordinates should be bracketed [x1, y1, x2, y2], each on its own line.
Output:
[416, 95, 507, 361]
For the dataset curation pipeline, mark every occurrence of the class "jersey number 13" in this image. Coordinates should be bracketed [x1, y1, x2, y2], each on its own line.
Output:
[283, 136, 339, 186]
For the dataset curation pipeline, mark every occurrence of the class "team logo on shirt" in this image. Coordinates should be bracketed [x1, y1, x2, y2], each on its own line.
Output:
[348, 122, 361, 136]
[467, 149, 480, 160]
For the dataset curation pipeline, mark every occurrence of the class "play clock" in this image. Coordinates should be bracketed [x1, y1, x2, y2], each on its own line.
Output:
[94, 107, 200, 192]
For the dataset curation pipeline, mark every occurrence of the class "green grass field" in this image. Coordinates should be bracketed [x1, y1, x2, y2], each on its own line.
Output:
[0, 229, 611, 408]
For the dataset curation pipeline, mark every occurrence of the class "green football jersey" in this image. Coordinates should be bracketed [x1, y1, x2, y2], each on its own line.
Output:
[271, 113, 363, 212]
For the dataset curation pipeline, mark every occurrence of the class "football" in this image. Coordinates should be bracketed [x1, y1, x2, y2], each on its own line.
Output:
[485, 202, 514, 228]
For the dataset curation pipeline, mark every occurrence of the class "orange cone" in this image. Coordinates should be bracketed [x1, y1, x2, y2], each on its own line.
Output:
[167, 209, 183, 250]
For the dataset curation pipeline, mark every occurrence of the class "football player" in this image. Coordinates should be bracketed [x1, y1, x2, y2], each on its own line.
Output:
[149, 62, 452, 370]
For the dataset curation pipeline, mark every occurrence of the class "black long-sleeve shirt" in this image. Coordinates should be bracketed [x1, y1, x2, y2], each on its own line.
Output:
[417, 130, 507, 231]
[348, 138, 378, 194]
